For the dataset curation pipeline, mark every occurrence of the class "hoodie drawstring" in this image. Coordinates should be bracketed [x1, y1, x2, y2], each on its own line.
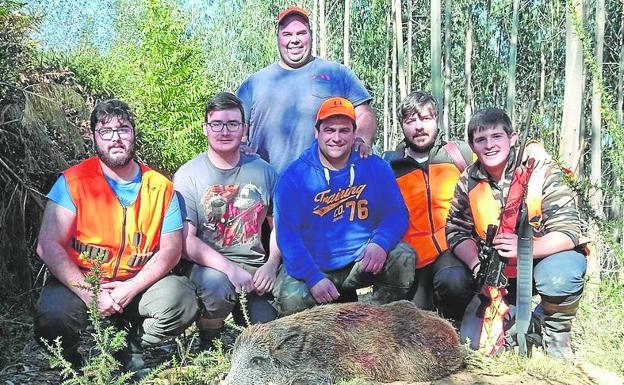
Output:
[323, 164, 355, 187]
[349, 164, 355, 187]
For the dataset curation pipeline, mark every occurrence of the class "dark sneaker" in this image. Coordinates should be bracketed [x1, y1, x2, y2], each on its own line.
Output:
[198, 328, 223, 351]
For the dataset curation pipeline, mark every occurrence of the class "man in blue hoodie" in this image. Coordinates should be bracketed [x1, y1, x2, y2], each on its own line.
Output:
[273, 97, 415, 316]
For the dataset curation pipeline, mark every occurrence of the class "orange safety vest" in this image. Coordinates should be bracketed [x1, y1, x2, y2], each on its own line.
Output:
[467, 177, 542, 276]
[396, 162, 463, 268]
[63, 157, 174, 281]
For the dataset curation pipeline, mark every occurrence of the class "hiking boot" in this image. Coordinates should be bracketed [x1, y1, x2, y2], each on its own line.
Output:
[540, 295, 580, 360]
[115, 336, 150, 379]
[198, 328, 223, 351]
[63, 350, 84, 372]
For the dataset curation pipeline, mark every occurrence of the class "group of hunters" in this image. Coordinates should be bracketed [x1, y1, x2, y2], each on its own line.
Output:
[33, 5, 588, 376]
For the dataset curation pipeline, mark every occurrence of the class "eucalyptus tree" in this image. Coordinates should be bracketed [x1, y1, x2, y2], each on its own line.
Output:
[560, 0, 584, 172]
[431, 0, 442, 121]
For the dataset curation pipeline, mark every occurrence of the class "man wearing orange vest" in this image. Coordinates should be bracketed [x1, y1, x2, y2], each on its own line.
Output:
[446, 107, 586, 359]
[34, 100, 198, 374]
[383, 91, 475, 324]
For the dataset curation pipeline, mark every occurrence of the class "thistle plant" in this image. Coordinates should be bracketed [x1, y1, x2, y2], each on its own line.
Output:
[42, 252, 133, 385]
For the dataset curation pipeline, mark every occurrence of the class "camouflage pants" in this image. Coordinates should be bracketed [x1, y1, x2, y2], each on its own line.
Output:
[273, 242, 416, 316]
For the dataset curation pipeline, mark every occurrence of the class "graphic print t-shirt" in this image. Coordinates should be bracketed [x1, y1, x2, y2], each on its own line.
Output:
[174, 153, 277, 266]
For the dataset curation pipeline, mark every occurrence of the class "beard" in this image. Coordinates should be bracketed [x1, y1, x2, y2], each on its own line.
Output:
[404, 136, 436, 154]
[95, 141, 136, 168]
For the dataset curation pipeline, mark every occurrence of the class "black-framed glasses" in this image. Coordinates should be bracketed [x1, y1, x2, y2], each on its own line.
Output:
[96, 126, 134, 141]
[205, 121, 242, 133]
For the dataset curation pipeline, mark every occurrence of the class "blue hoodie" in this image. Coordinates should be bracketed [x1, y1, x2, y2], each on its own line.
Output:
[274, 140, 409, 289]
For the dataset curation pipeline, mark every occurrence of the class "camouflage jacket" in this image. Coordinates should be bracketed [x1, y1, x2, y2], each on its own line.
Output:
[446, 148, 582, 251]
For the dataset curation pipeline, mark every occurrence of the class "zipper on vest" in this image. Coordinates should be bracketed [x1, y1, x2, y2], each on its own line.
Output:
[424, 171, 443, 255]
[111, 206, 128, 279]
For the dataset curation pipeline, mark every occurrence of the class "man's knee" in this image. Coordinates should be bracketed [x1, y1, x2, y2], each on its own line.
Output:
[189, 265, 237, 319]
[273, 268, 316, 316]
[434, 265, 474, 299]
[34, 280, 88, 350]
[382, 241, 416, 289]
[139, 275, 199, 344]
[433, 265, 474, 319]
[534, 250, 586, 297]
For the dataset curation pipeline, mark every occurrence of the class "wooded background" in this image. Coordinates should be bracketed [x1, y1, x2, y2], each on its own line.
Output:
[1, 0, 623, 300]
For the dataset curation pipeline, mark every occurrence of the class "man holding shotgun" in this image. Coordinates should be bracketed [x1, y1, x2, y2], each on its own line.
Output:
[446, 107, 587, 359]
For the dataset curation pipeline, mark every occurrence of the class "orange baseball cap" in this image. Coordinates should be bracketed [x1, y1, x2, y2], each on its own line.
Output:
[316, 97, 356, 123]
[277, 6, 309, 25]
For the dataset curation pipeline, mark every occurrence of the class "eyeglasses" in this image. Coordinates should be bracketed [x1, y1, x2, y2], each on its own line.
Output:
[96, 126, 134, 141]
[205, 121, 242, 133]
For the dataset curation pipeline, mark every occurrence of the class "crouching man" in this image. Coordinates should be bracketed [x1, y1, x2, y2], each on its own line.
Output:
[34, 100, 198, 373]
[446, 107, 586, 359]
[273, 97, 415, 316]
[174, 92, 280, 349]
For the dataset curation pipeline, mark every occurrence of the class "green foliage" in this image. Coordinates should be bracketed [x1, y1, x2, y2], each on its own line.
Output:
[42, 253, 134, 385]
[576, 280, 624, 375]
[568, 0, 624, 186]
[155, 340, 230, 384]
[0, 0, 37, 96]
[58, 0, 216, 174]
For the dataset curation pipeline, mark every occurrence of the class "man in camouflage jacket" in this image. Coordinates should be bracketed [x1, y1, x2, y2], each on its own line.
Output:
[446, 107, 586, 359]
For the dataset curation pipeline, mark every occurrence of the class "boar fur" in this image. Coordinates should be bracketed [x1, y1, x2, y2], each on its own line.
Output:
[223, 300, 464, 385]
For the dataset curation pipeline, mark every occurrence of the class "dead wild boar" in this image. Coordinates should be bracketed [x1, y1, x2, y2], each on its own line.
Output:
[222, 300, 464, 385]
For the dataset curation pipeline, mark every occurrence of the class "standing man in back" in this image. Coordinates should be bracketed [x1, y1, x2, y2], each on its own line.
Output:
[237, 5, 376, 174]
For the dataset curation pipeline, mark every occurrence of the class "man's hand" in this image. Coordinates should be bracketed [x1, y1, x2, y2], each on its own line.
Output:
[493, 233, 518, 259]
[101, 280, 140, 309]
[98, 289, 123, 317]
[310, 278, 340, 304]
[354, 137, 372, 158]
[253, 259, 279, 296]
[356, 242, 387, 274]
[226, 264, 254, 294]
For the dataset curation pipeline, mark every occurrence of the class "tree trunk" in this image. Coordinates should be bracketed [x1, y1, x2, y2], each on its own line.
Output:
[407, 0, 413, 91]
[384, 11, 391, 152]
[590, 0, 605, 212]
[431, 0, 442, 121]
[539, 47, 546, 121]
[319, 0, 327, 59]
[586, 0, 605, 283]
[392, 6, 399, 150]
[443, 0, 452, 140]
[506, 0, 520, 122]
[343, 0, 350, 66]
[394, 0, 407, 101]
[464, 5, 473, 140]
[618, 15, 624, 127]
[312, 0, 318, 56]
[559, 0, 583, 171]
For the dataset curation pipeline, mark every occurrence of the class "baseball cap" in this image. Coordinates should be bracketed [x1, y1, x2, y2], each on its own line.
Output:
[316, 97, 356, 123]
[277, 6, 309, 25]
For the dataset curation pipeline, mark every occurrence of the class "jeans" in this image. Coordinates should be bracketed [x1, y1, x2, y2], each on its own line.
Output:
[189, 263, 277, 325]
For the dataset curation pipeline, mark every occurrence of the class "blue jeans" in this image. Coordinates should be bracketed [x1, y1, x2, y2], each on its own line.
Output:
[533, 250, 586, 297]
[189, 264, 277, 325]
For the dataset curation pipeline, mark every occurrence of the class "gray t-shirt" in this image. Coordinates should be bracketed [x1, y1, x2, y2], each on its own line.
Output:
[174, 152, 277, 266]
[236, 57, 372, 174]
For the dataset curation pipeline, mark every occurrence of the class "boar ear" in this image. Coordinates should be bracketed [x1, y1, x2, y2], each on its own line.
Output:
[269, 325, 306, 367]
